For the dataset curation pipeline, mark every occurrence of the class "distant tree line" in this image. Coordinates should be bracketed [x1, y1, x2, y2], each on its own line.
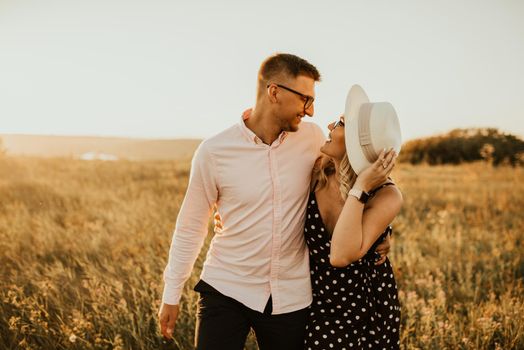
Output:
[399, 128, 524, 166]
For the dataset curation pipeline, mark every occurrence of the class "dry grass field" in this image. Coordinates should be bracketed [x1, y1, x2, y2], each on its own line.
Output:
[0, 134, 201, 161]
[0, 156, 523, 349]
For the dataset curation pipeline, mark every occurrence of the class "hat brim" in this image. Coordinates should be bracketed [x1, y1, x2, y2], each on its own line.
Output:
[344, 85, 370, 175]
[343, 85, 402, 175]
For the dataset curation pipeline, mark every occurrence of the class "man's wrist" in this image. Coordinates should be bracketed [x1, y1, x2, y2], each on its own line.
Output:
[162, 285, 182, 306]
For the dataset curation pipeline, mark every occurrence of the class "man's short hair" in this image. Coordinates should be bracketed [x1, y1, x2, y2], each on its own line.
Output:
[258, 53, 321, 86]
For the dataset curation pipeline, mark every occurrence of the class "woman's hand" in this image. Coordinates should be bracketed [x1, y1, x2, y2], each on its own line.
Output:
[354, 148, 397, 192]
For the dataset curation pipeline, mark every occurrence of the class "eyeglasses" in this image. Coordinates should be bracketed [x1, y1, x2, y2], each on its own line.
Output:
[267, 83, 315, 110]
[333, 118, 345, 129]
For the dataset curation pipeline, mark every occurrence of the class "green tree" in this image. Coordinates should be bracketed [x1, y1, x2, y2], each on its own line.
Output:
[400, 128, 524, 166]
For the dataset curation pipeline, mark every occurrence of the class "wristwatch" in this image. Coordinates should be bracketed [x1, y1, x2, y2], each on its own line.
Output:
[348, 188, 370, 204]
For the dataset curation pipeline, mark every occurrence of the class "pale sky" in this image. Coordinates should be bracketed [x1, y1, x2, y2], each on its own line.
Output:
[1, 0, 523, 142]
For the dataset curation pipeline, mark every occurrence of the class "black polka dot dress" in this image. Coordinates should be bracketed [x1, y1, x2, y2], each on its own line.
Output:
[304, 185, 400, 350]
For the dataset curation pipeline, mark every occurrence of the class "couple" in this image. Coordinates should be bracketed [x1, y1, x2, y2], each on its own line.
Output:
[159, 53, 402, 349]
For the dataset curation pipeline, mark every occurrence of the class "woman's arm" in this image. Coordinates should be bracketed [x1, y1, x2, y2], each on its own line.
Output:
[329, 151, 402, 267]
[330, 186, 402, 267]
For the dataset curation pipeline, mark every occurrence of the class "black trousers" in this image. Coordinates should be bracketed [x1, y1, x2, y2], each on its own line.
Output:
[194, 280, 308, 350]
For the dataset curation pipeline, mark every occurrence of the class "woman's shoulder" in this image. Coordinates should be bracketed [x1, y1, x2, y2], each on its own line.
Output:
[310, 171, 320, 192]
[309, 157, 324, 190]
[367, 181, 403, 208]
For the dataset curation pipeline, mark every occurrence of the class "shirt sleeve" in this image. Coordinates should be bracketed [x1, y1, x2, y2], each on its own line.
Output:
[162, 141, 218, 305]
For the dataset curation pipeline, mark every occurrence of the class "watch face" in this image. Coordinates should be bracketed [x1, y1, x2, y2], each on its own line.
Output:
[360, 191, 370, 203]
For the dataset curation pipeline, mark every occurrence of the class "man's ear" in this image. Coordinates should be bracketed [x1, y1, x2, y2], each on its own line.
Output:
[267, 84, 279, 103]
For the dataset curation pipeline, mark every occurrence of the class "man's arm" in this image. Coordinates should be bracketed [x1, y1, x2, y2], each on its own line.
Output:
[159, 141, 218, 339]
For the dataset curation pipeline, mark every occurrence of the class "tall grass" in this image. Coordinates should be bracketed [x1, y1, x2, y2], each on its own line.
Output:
[0, 157, 522, 349]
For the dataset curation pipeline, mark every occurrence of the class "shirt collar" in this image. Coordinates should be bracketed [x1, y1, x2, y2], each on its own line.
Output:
[239, 108, 288, 146]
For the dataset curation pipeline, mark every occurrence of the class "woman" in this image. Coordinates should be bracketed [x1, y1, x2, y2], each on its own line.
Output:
[304, 114, 403, 349]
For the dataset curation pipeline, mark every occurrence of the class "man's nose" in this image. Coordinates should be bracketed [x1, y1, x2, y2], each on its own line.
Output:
[305, 103, 315, 117]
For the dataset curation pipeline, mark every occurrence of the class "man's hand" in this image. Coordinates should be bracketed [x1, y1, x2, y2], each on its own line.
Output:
[158, 303, 180, 339]
[375, 233, 391, 265]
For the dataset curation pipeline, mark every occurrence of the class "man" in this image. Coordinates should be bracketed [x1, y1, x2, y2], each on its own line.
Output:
[158, 53, 390, 349]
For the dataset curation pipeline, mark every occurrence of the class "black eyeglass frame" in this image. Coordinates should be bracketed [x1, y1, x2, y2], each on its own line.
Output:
[267, 83, 315, 110]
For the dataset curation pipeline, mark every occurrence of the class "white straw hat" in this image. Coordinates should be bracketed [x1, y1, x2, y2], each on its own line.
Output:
[344, 85, 402, 175]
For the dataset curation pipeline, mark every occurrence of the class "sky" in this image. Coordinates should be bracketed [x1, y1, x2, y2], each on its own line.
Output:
[1, 0, 523, 142]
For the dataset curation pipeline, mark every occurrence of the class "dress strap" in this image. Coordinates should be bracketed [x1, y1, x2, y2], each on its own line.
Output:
[369, 182, 395, 197]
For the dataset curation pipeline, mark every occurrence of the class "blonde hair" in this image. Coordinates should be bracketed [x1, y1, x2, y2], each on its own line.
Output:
[313, 153, 357, 201]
